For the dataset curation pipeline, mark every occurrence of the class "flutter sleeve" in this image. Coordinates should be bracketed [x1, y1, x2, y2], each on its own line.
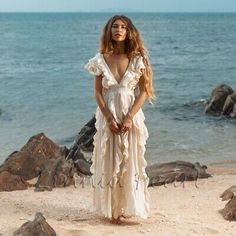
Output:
[135, 55, 146, 80]
[84, 53, 103, 76]
[134, 55, 146, 97]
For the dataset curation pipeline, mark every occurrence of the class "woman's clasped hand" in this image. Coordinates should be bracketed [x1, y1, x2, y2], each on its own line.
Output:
[103, 107, 133, 134]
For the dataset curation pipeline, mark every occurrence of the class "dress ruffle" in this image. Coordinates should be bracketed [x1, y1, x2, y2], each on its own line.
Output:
[90, 107, 150, 219]
[84, 53, 103, 76]
[135, 55, 146, 79]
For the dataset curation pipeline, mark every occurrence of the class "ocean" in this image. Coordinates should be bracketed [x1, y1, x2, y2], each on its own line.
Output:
[0, 12, 236, 165]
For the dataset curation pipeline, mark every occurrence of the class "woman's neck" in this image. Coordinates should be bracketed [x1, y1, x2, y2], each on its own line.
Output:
[113, 41, 125, 55]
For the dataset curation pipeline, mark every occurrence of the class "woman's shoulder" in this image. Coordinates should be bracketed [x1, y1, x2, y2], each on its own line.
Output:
[132, 52, 145, 60]
[89, 52, 102, 60]
[86, 52, 105, 66]
[85, 52, 104, 76]
[132, 53, 146, 71]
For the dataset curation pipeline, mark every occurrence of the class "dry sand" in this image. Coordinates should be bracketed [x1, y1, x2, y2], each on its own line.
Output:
[0, 165, 235, 236]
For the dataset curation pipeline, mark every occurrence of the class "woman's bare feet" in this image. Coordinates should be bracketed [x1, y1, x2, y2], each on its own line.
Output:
[110, 216, 122, 224]
[120, 214, 127, 219]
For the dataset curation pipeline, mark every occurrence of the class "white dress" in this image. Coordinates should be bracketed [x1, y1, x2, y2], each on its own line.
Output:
[85, 52, 150, 219]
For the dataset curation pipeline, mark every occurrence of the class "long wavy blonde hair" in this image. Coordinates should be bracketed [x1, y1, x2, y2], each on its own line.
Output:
[99, 15, 156, 103]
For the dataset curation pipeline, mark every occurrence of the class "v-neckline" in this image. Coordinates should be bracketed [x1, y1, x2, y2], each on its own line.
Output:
[101, 53, 131, 85]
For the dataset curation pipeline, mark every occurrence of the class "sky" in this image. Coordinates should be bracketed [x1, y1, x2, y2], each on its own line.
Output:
[0, 0, 236, 13]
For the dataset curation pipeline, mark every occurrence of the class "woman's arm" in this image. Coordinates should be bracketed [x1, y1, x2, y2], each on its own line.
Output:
[94, 75, 121, 134]
[93, 75, 106, 114]
[121, 76, 147, 132]
[129, 86, 147, 118]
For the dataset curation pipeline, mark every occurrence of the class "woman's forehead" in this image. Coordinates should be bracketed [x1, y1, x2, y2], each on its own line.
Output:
[112, 19, 126, 26]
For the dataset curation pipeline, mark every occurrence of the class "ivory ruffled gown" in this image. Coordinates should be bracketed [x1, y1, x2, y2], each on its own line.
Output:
[85, 53, 150, 219]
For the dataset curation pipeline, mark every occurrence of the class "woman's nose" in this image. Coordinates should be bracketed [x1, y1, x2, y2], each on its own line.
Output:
[118, 27, 125, 33]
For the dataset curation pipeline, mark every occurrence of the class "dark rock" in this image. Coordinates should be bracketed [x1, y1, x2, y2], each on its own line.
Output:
[220, 186, 236, 221]
[66, 116, 95, 176]
[146, 160, 212, 187]
[53, 158, 75, 188]
[193, 162, 210, 178]
[66, 139, 92, 177]
[0, 133, 66, 180]
[74, 159, 92, 177]
[0, 171, 28, 192]
[13, 212, 56, 236]
[222, 92, 236, 115]
[66, 144, 86, 162]
[35, 157, 75, 192]
[204, 84, 234, 115]
[70, 115, 96, 154]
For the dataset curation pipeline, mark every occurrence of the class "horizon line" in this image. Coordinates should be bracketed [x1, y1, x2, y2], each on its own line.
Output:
[0, 11, 236, 14]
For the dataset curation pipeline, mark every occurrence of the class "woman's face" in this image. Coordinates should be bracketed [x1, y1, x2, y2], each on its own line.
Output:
[111, 19, 127, 42]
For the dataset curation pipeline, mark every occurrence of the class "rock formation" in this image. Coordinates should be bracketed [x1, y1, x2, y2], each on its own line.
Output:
[34, 157, 75, 192]
[0, 133, 66, 180]
[0, 171, 29, 191]
[146, 161, 212, 187]
[204, 84, 236, 118]
[220, 186, 236, 221]
[13, 212, 56, 236]
[0, 133, 77, 191]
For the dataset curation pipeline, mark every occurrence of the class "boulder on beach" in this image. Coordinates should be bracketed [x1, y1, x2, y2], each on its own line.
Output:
[220, 185, 236, 221]
[0, 132, 93, 192]
[35, 156, 75, 192]
[0, 171, 29, 192]
[13, 212, 56, 236]
[65, 116, 95, 176]
[0, 133, 67, 180]
[146, 160, 212, 187]
[66, 115, 96, 159]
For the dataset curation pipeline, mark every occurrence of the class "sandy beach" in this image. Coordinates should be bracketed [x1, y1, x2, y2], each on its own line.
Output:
[0, 165, 235, 236]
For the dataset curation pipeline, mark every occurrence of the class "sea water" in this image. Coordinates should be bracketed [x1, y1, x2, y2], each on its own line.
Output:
[0, 12, 236, 165]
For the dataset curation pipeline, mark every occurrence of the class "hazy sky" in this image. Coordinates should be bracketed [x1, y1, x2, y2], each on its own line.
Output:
[0, 0, 236, 12]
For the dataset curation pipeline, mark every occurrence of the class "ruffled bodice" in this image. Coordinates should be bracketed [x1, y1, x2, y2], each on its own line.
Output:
[85, 52, 145, 97]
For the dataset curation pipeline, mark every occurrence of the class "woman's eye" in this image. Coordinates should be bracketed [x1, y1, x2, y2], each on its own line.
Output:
[112, 25, 127, 30]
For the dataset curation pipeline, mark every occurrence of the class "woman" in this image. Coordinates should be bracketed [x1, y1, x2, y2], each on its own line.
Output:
[85, 15, 155, 224]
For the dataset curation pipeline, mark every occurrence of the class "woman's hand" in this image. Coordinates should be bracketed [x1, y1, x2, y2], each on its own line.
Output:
[121, 112, 133, 133]
[109, 119, 121, 134]
[102, 107, 121, 134]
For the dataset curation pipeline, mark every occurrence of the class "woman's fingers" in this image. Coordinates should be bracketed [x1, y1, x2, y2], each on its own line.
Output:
[109, 120, 132, 134]
[112, 127, 120, 134]
[121, 119, 132, 133]
[109, 121, 122, 134]
[113, 123, 120, 132]
[121, 125, 130, 133]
